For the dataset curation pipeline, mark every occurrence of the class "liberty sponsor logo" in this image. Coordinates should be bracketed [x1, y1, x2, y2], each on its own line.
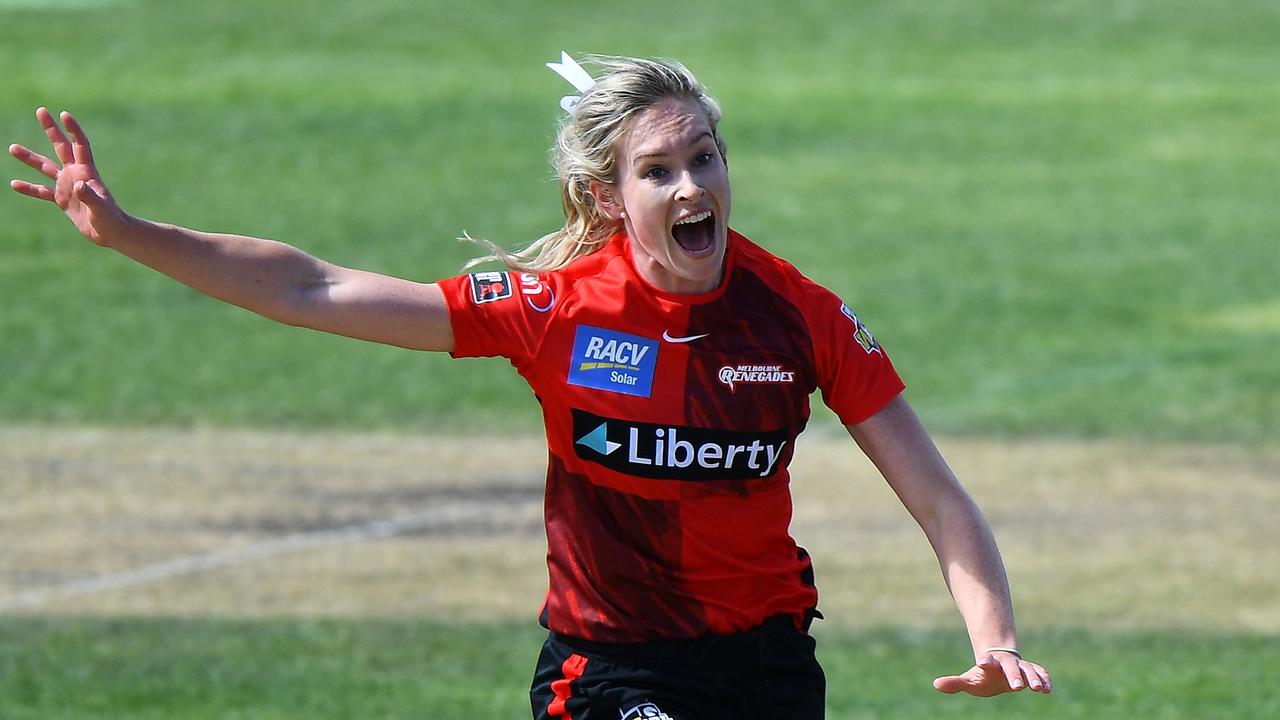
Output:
[840, 303, 881, 355]
[468, 271, 513, 304]
[717, 364, 795, 392]
[572, 409, 793, 480]
[519, 272, 555, 313]
[567, 326, 659, 398]
[621, 703, 674, 720]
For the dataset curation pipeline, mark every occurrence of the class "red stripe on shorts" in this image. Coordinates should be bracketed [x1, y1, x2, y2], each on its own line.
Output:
[547, 652, 589, 719]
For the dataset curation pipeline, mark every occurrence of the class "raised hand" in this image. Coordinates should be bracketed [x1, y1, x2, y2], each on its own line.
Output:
[933, 651, 1052, 696]
[9, 107, 130, 247]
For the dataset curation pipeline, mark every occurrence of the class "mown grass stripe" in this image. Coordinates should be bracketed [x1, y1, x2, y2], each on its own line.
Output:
[2, 618, 1277, 719]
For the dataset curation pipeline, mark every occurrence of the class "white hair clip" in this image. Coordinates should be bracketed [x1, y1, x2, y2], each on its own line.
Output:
[546, 51, 595, 113]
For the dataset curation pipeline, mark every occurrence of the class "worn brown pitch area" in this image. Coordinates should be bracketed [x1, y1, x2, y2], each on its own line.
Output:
[2, 426, 1277, 631]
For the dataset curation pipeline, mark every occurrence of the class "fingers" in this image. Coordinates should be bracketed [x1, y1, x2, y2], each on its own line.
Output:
[1024, 661, 1052, 693]
[10, 178, 55, 202]
[1003, 657, 1051, 694]
[60, 111, 96, 166]
[985, 653, 1052, 695]
[9, 143, 60, 180]
[37, 107, 74, 165]
[990, 654, 1027, 691]
[935, 656, 1052, 698]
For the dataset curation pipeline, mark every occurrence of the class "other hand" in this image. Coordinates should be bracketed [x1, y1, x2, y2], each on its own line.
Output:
[933, 651, 1052, 696]
[10, 107, 129, 247]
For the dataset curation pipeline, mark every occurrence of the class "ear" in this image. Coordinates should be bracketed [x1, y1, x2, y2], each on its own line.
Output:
[589, 179, 624, 221]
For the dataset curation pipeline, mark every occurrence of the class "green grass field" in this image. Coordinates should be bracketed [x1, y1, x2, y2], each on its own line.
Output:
[5, 618, 1279, 719]
[3, 0, 1278, 718]
[3, 0, 1276, 439]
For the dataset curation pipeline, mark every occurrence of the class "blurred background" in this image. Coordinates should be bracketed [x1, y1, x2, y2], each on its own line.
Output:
[1, 0, 1277, 718]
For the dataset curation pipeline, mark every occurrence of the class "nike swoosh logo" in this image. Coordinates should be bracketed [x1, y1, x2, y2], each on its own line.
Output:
[662, 331, 710, 343]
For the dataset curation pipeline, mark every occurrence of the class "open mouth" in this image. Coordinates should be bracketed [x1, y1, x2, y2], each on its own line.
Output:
[671, 210, 716, 255]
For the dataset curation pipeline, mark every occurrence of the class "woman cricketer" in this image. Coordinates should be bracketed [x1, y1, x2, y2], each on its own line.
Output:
[9, 54, 1051, 719]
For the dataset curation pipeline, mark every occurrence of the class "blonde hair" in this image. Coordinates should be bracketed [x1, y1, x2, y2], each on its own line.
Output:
[465, 55, 726, 273]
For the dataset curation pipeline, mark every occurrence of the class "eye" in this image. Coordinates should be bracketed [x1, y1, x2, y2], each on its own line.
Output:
[643, 165, 669, 180]
[694, 152, 714, 166]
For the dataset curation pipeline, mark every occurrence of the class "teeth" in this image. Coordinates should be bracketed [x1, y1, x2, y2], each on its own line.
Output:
[675, 210, 712, 226]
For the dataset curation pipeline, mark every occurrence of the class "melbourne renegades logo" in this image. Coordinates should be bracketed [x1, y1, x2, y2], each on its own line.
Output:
[620, 702, 674, 720]
[717, 364, 795, 392]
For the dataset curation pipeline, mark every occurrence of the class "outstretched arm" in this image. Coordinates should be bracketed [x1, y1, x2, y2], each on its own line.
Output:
[9, 108, 454, 352]
[847, 396, 1052, 696]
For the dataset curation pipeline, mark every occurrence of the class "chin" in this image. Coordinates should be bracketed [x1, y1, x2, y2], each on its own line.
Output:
[672, 244, 726, 289]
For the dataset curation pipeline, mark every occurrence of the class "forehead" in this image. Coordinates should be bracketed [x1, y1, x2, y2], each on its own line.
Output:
[620, 97, 714, 162]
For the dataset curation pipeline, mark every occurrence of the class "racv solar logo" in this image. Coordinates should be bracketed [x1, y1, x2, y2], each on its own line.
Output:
[572, 409, 794, 480]
[566, 325, 659, 398]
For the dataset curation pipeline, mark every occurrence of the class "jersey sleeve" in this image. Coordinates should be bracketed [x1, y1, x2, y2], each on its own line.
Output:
[438, 270, 560, 371]
[805, 286, 905, 426]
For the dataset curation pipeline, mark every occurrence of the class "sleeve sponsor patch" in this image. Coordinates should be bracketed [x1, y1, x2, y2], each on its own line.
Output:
[468, 271, 514, 304]
[519, 272, 556, 313]
[840, 303, 881, 355]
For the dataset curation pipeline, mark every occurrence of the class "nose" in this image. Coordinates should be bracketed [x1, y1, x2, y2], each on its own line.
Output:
[674, 170, 704, 203]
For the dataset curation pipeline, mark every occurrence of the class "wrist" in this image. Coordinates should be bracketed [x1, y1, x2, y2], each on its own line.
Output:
[102, 213, 146, 250]
[978, 645, 1021, 661]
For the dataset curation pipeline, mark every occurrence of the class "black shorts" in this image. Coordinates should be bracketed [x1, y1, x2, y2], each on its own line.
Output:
[529, 616, 826, 720]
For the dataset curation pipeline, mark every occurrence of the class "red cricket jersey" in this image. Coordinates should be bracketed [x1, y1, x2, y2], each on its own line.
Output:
[439, 229, 904, 642]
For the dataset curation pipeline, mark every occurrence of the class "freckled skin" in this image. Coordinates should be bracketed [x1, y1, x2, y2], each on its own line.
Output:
[597, 98, 732, 295]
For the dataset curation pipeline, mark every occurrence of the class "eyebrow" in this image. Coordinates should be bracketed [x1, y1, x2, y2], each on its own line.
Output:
[631, 131, 715, 163]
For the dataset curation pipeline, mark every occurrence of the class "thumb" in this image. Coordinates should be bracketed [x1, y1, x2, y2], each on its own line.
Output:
[72, 179, 125, 247]
[75, 179, 104, 206]
[87, 178, 112, 201]
[933, 656, 997, 694]
[932, 674, 968, 694]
